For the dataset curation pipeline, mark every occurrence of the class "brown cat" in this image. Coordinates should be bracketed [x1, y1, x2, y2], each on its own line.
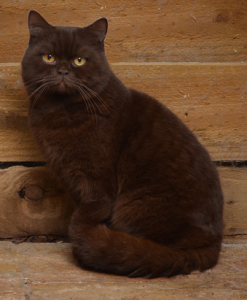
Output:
[22, 10, 224, 278]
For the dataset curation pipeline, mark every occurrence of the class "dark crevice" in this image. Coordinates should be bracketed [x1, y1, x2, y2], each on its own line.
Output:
[214, 161, 247, 168]
[1, 161, 247, 169]
[0, 235, 69, 243]
[18, 187, 26, 198]
[0, 161, 45, 169]
[224, 234, 247, 237]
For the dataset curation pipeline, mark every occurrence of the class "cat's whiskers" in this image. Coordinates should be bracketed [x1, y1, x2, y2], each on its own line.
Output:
[27, 82, 47, 101]
[76, 85, 100, 125]
[24, 75, 55, 89]
[83, 83, 111, 115]
[83, 85, 108, 115]
[25, 76, 110, 121]
[27, 80, 56, 108]
[81, 86, 104, 116]
[71, 78, 111, 115]
[31, 83, 51, 108]
[71, 78, 103, 118]
[83, 92, 99, 123]
[76, 86, 95, 118]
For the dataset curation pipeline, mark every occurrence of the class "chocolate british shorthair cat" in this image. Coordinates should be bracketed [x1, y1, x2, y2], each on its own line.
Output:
[22, 10, 224, 278]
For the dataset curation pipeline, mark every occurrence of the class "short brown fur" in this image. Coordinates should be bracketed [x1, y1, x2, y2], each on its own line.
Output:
[22, 10, 224, 278]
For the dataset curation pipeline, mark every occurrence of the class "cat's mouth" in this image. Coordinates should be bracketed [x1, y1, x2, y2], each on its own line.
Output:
[56, 77, 70, 94]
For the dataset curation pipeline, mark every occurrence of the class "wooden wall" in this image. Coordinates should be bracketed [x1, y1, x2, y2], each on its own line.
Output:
[0, 0, 246, 238]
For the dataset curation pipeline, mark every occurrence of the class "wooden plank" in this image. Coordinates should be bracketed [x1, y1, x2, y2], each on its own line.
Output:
[0, 238, 246, 299]
[0, 0, 246, 63]
[0, 166, 73, 238]
[220, 167, 247, 236]
[0, 63, 247, 161]
[0, 166, 246, 238]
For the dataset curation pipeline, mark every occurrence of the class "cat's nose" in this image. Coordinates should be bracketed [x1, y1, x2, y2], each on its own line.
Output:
[58, 70, 69, 76]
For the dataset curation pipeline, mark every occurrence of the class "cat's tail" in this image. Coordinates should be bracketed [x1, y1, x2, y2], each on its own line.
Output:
[69, 215, 221, 278]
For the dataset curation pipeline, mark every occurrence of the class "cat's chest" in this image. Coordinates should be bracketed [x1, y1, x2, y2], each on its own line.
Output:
[30, 105, 113, 148]
[30, 104, 91, 130]
[29, 105, 119, 173]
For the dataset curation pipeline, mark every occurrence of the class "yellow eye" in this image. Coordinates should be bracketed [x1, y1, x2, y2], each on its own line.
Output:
[74, 57, 86, 66]
[43, 54, 56, 63]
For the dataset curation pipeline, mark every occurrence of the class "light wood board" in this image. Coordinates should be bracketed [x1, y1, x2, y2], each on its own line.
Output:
[0, 0, 247, 63]
[0, 63, 247, 161]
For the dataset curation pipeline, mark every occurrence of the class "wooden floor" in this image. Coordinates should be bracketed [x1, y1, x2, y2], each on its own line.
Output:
[0, 237, 246, 300]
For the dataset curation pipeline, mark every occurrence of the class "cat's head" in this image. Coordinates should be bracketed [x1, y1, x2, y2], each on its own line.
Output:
[22, 10, 111, 101]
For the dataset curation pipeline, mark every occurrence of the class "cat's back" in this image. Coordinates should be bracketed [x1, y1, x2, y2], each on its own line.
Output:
[122, 87, 209, 161]
[117, 87, 222, 200]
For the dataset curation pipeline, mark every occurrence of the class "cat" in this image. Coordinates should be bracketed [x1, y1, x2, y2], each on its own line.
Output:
[21, 10, 224, 278]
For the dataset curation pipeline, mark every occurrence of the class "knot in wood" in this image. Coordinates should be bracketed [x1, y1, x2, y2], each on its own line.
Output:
[216, 12, 228, 23]
[18, 184, 44, 201]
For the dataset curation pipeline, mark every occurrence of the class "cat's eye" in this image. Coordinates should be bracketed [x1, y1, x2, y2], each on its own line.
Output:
[74, 57, 86, 66]
[43, 54, 56, 64]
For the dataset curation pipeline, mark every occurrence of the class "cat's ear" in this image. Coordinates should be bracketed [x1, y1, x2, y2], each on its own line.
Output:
[28, 10, 51, 37]
[88, 18, 108, 42]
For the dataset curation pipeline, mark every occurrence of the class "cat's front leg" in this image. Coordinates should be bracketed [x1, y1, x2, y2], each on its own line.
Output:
[68, 169, 116, 225]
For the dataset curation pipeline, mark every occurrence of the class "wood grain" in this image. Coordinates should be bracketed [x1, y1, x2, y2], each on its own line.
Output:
[0, 165, 246, 238]
[0, 239, 247, 300]
[220, 167, 247, 236]
[0, 166, 73, 238]
[0, 239, 246, 299]
[0, 63, 247, 161]
[0, 0, 246, 63]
